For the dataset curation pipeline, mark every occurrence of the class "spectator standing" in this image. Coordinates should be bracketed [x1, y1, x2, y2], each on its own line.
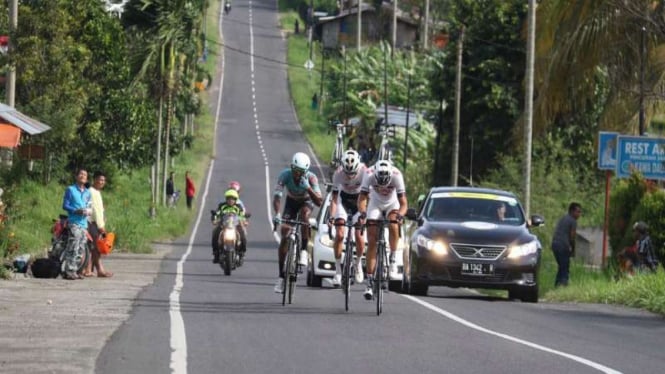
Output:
[633, 221, 659, 272]
[61, 168, 92, 280]
[185, 171, 196, 210]
[551, 202, 582, 287]
[85, 172, 113, 278]
[166, 171, 175, 207]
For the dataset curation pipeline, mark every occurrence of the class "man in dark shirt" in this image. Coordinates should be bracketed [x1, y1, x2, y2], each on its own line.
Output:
[551, 202, 582, 287]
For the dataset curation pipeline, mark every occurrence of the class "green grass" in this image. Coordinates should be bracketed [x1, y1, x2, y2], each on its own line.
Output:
[544, 269, 665, 315]
[1, 0, 220, 275]
[285, 32, 336, 166]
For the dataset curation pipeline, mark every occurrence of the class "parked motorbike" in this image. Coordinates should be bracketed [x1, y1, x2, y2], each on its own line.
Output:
[49, 214, 92, 276]
[211, 211, 242, 275]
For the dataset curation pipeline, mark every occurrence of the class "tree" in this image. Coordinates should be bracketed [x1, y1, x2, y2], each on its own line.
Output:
[534, 0, 665, 135]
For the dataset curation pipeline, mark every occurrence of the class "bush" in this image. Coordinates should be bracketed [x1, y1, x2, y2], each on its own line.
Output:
[608, 173, 648, 256]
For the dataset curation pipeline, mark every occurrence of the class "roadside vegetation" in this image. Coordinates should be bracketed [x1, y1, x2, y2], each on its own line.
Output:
[0, 0, 219, 277]
[279, 0, 665, 315]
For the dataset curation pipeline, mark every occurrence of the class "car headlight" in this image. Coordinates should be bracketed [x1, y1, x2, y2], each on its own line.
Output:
[319, 233, 334, 248]
[508, 240, 539, 259]
[416, 234, 447, 255]
[223, 228, 236, 242]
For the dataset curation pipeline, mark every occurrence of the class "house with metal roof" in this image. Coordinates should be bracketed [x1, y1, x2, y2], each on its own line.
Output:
[317, 2, 419, 50]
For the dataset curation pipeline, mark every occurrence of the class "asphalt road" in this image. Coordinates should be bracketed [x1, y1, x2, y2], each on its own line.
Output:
[2, 2, 663, 374]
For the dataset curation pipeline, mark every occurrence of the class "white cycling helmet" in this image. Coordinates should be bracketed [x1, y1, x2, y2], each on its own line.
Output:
[341, 150, 361, 174]
[291, 152, 311, 172]
[373, 160, 392, 186]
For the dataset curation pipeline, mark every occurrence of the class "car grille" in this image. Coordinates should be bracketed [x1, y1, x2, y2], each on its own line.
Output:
[450, 243, 506, 260]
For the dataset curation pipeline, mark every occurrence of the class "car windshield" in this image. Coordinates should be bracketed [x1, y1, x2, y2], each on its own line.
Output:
[423, 192, 525, 226]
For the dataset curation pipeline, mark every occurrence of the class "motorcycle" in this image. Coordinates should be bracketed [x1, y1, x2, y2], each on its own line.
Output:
[49, 214, 92, 276]
[224, 1, 231, 15]
[211, 210, 242, 275]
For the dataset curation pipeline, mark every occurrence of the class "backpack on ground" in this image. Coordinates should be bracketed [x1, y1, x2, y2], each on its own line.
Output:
[31, 258, 61, 279]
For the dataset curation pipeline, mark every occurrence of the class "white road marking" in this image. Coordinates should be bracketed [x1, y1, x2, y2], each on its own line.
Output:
[169, 3, 226, 374]
[402, 295, 622, 374]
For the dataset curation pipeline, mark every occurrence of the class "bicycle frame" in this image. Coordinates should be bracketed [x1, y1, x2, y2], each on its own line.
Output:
[278, 215, 309, 305]
[366, 213, 401, 315]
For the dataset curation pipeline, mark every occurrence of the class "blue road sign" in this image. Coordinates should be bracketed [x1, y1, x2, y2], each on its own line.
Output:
[598, 132, 618, 170]
[616, 135, 665, 179]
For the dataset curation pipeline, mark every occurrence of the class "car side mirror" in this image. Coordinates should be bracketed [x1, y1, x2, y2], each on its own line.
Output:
[529, 214, 545, 227]
[405, 208, 418, 220]
[309, 217, 318, 230]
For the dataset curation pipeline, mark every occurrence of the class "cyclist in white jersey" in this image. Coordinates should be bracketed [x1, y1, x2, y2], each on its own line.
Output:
[357, 160, 408, 300]
[329, 150, 367, 287]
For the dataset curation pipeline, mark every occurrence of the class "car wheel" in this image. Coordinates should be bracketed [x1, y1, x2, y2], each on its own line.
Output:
[509, 286, 538, 303]
[306, 262, 322, 287]
[519, 285, 539, 303]
[408, 280, 428, 296]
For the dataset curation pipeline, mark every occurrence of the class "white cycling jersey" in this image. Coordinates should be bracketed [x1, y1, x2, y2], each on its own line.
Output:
[331, 163, 366, 195]
[360, 166, 406, 205]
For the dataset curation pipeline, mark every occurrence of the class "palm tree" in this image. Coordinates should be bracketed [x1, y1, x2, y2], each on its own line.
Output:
[534, 0, 665, 135]
[129, 0, 204, 208]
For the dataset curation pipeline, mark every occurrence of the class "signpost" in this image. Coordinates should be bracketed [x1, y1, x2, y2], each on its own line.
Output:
[616, 135, 665, 179]
[597, 132, 618, 269]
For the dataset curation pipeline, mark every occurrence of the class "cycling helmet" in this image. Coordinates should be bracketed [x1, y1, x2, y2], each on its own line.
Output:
[373, 160, 393, 186]
[633, 221, 649, 234]
[224, 188, 239, 200]
[291, 152, 311, 172]
[341, 150, 361, 174]
[228, 181, 241, 191]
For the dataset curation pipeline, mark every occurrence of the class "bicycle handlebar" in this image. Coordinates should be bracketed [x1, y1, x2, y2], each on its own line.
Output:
[273, 218, 310, 232]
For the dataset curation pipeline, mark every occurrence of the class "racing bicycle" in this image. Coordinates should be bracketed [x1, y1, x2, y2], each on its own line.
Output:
[330, 213, 364, 311]
[275, 215, 310, 306]
[366, 212, 401, 316]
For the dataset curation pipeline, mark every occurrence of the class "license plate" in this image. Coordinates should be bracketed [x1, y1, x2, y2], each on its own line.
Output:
[461, 263, 494, 275]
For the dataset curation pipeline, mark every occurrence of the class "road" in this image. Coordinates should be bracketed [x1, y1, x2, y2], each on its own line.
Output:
[90, 1, 665, 374]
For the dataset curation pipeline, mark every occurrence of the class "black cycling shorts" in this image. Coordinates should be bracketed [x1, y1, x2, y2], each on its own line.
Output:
[282, 196, 314, 220]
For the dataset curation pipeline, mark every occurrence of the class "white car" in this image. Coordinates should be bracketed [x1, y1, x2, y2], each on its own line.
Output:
[307, 189, 405, 289]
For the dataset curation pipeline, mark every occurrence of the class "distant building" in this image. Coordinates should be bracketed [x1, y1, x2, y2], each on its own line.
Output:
[317, 2, 418, 50]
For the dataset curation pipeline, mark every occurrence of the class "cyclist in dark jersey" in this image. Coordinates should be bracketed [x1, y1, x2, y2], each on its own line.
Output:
[272, 152, 323, 293]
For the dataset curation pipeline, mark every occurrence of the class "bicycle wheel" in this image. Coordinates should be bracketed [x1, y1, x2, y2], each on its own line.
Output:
[288, 239, 299, 305]
[343, 240, 353, 311]
[376, 241, 385, 316]
[282, 239, 295, 306]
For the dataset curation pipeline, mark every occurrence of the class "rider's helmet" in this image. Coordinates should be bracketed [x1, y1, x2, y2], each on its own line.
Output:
[291, 152, 311, 173]
[341, 150, 361, 174]
[373, 160, 393, 186]
[228, 181, 241, 192]
[633, 221, 649, 234]
[224, 188, 239, 201]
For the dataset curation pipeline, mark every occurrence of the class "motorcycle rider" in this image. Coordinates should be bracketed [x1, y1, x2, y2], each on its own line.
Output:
[329, 149, 367, 287]
[272, 152, 323, 293]
[224, 0, 231, 15]
[212, 188, 247, 264]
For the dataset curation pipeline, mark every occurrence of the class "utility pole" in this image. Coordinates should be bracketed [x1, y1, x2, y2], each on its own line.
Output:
[639, 26, 646, 136]
[309, 0, 314, 62]
[402, 69, 412, 172]
[423, 0, 430, 49]
[357, 0, 362, 50]
[451, 25, 464, 187]
[392, 0, 397, 56]
[523, 0, 536, 216]
[6, 0, 18, 107]
[383, 43, 389, 131]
